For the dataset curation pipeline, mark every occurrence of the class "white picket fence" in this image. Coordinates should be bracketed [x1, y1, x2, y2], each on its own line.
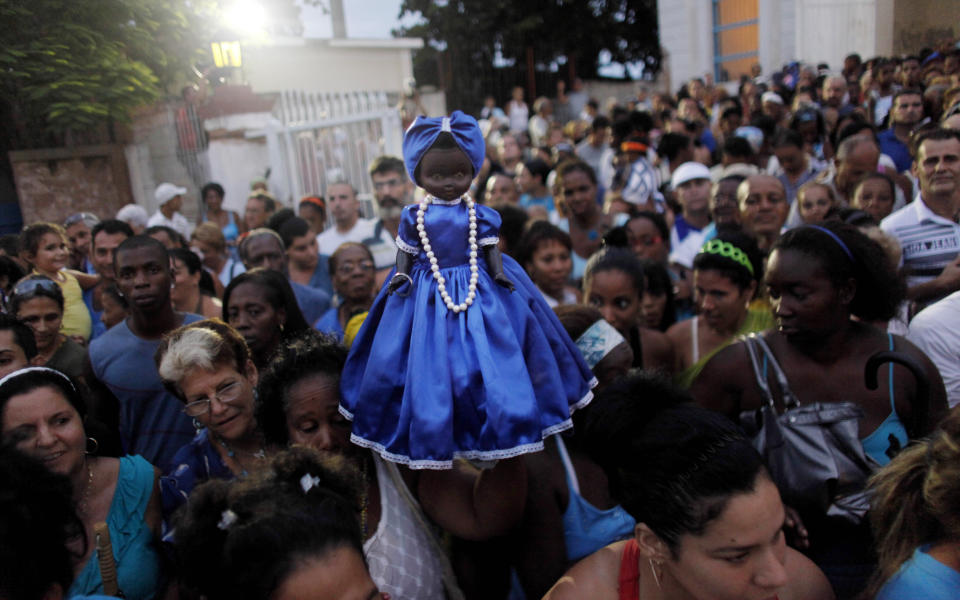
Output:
[249, 90, 403, 212]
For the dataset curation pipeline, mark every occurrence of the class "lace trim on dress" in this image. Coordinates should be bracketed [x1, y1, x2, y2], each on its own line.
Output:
[339, 379, 596, 470]
[395, 236, 419, 255]
[428, 196, 463, 206]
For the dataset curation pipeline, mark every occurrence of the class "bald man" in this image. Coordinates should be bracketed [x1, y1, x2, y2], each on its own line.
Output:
[738, 175, 789, 252]
[821, 76, 848, 110]
[833, 136, 881, 204]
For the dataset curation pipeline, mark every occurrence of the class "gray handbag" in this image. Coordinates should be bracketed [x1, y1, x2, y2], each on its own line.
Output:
[738, 334, 874, 523]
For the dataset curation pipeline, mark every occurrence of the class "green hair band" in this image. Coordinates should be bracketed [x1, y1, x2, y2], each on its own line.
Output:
[698, 239, 754, 275]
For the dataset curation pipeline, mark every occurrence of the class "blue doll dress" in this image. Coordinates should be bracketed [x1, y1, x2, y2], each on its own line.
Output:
[341, 196, 596, 469]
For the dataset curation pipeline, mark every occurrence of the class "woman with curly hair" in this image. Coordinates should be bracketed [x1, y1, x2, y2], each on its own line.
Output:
[256, 330, 526, 600]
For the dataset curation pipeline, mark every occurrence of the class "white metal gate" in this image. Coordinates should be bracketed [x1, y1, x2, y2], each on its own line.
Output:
[250, 90, 403, 213]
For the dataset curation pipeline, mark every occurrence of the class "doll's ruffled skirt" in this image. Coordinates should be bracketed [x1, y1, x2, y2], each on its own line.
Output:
[341, 255, 596, 469]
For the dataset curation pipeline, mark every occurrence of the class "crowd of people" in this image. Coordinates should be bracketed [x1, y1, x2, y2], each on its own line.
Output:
[3, 42, 960, 600]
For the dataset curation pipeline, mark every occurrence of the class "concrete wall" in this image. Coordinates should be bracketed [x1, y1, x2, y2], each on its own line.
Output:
[759, 0, 797, 74]
[658, 0, 714, 91]
[204, 112, 273, 214]
[9, 145, 133, 226]
[893, 0, 960, 55]
[125, 102, 204, 222]
[794, 0, 889, 69]
[659, 0, 952, 89]
[659, 0, 798, 89]
[241, 38, 422, 96]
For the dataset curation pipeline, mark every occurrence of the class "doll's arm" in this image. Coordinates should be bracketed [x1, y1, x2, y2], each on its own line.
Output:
[484, 245, 514, 292]
[386, 249, 414, 295]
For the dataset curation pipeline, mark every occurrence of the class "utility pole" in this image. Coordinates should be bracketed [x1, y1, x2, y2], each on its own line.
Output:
[330, 0, 346, 38]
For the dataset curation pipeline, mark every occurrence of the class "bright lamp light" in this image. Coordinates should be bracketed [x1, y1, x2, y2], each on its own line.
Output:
[225, 0, 266, 35]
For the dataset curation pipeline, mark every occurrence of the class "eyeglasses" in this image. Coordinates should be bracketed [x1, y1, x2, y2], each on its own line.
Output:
[13, 278, 60, 298]
[182, 381, 245, 417]
[336, 260, 374, 275]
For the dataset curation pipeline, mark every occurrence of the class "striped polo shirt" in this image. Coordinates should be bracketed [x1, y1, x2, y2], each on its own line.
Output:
[881, 195, 960, 292]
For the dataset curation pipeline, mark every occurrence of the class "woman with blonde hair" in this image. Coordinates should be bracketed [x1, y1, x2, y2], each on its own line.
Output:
[867, 406, 960, 599]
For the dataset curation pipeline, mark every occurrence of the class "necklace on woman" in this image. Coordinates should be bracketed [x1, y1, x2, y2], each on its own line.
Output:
[359, 457, 370, 539]
[216, 436, 266, 477]
[77, 458, 94, 515]
[416, 194, 479, 313]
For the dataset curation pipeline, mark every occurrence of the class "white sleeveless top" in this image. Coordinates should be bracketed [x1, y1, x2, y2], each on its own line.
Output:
[364, 456, 447, 600]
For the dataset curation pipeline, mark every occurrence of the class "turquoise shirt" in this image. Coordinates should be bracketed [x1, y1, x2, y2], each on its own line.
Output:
[69, 455, 160, 600]
[878, 545, 960, 600]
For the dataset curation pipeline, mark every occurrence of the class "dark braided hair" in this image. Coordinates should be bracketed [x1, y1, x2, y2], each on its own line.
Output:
[173, 446, 363, 600]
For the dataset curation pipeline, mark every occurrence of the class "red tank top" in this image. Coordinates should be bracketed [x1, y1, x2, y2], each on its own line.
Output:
[616, 539, 780, 600]
[618, 539, 641, 600]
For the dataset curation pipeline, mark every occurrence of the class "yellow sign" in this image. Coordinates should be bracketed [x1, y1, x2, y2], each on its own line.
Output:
[211, 41, 242, 68]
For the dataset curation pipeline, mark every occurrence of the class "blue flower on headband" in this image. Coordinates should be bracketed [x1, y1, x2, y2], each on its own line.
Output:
[402, 111, 485, 186]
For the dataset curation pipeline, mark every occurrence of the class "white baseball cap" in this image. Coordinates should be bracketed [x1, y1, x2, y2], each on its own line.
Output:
[761, 91, 784, 105]
[155, 182, 187, 206]
[116, 204, 149, 228]
[671, 162, 711, 190]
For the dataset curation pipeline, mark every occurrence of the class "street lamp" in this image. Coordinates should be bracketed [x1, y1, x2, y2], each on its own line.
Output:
[211, 41, 242, 68]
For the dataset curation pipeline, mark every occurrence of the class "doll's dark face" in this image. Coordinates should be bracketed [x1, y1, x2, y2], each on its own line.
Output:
[418, 147, 474, 201]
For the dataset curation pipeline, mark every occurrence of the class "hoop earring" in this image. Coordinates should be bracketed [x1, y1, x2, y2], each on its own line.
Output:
[648, 558, 662, 589]
[86, 437, 99, 455]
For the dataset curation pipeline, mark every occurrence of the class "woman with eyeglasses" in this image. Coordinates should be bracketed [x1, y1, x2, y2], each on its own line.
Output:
[10, 275, 87, 381]
[314, 243, 377, 341]
[155, 318, 275, 520]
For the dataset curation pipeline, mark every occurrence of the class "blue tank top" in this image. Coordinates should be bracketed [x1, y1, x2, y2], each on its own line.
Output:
[860, 334, 909, 466]
[556, 437, 635, 562]
[222, 211, 239, 242]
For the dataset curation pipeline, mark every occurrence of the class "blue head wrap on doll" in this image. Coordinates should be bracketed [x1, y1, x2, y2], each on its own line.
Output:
[403, 111, 486, 186]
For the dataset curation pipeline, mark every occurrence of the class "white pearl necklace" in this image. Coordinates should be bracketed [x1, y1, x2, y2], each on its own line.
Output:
[416, 194, 479, 313]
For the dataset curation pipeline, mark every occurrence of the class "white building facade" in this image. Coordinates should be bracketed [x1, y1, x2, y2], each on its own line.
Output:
[657, 0, 958, 90]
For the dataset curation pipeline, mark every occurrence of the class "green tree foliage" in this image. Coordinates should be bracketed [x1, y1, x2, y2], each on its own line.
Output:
[0, 0, 214, 149]
[396, 0, 660, 109]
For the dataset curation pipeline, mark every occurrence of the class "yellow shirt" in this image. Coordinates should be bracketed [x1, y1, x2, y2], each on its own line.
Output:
[47, 270, 92, 341]
[675, 308, 774, 389]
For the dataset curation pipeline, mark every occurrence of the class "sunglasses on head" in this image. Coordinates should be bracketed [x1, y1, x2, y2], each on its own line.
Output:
[13, 278, 59, 298]
[63, 212, 96, 228]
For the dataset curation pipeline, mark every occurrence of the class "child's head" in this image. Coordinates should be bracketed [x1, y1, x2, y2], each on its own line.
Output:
[796, 182, 836, 224]
[19, 223, 68, 274]
[852, 172, 896, 223]
[99, 284, 128, 329]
